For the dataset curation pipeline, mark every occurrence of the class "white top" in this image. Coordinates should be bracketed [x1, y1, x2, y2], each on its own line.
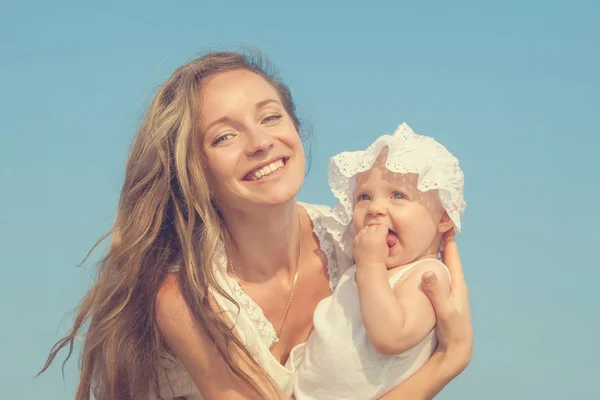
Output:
[294, 259, 448, 400]
[151, 203, 352, 399]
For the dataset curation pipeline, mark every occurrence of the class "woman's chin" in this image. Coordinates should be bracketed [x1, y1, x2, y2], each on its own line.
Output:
[247, 174, 304, 206]
[253, 186, 299, 206]
[229, 184, 300, 210]
[217, 168, 304, 212]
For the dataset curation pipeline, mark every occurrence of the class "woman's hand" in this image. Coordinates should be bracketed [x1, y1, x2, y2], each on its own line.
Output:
[376, 232, 472, 400]
[421, 231, 473, 373]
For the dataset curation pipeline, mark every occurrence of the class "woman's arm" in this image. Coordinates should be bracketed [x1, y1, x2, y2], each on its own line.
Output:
[379, 234, 473, 399]
[379, 349, 462, 399]
[156, 274, 289, 400]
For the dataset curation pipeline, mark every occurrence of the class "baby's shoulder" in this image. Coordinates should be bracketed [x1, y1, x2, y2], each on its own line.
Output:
[394, 259, 450, 291]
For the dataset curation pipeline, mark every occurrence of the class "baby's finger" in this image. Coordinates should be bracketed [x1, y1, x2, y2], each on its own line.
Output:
[354, 232, 366, 244]
[358, 225, 372, 235]
[375, 224, 388, 237]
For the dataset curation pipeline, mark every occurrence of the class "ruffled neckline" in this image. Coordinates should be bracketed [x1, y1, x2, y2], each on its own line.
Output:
[214, 202, 339, 348]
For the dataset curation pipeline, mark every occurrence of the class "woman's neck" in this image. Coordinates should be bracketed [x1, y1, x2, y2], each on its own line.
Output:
[221, 200, 303, 282]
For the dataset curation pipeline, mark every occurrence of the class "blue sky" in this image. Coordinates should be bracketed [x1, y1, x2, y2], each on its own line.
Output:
[1, 1, 598, 398]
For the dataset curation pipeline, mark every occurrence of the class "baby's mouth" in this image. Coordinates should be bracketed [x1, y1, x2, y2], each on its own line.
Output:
[386, 229, 399, 249]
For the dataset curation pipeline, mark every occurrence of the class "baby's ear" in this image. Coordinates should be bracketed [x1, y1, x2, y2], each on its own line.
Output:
[437, 212, 454, 233]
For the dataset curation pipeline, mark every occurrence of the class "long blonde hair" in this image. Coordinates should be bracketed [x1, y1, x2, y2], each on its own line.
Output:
[39, 50, 302, 399]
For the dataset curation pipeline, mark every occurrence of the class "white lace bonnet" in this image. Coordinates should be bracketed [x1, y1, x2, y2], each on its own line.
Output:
[326, 122, 466, 257]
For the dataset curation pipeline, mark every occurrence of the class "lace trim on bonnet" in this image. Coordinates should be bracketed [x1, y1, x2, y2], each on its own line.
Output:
[323, 122, 466, 258]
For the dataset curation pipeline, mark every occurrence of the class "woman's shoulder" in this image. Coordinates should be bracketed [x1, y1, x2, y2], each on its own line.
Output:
[156, 273, 182, 308]
[299, 202, 352, 289]
[299, 202, 333, 238]
[298, 202, 331, 216]
[155, 273, 201, 326]
[155, 273, 190, 339]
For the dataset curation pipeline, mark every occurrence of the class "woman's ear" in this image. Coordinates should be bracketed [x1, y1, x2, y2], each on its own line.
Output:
[438, 212, 454, 233]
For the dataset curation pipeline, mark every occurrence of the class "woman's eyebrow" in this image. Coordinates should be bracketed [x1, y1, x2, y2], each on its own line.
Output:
[255, 99, 282, 109]
[205, 116, 234, 133]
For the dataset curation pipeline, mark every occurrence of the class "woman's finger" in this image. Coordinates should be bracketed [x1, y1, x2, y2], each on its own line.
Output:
[421, 272, 453, 322]
[441, 232, 465, 292]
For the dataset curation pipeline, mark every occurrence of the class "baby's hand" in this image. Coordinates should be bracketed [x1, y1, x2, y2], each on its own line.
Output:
[353, 224, 389, 268]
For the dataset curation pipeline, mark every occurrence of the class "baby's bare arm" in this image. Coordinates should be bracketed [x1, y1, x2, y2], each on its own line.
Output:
[391, 261, 450, 352]
[357, 261, 450, 355]
[356, 262, 407, 355]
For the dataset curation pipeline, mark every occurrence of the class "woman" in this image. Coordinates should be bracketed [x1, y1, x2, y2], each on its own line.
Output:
[40, 51, 472, 399]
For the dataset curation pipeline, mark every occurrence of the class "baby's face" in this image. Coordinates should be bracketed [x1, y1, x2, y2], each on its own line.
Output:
[352, 155, 452, 267]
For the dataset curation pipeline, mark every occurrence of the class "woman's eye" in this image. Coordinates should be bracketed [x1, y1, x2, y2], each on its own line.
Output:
[262, 114, 282, 124]
[392, 192, 405, 200]
[213, 133, 233, 145]
[357, 194, 370, 202]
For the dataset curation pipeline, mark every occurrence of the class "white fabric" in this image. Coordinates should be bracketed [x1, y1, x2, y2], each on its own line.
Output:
[295, 259, 448, 400]
[325, 122, 466, 258]
[151, 202, 352, 399]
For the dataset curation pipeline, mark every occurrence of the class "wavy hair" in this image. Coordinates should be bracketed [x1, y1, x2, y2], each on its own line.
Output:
[39, 50, 302, 399]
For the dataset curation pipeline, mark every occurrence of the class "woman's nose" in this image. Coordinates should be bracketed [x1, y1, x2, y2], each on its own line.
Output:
[245, 127, 275, 156]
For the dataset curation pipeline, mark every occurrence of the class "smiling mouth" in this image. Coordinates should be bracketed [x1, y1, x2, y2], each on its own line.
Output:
[244, 158, 287, 181]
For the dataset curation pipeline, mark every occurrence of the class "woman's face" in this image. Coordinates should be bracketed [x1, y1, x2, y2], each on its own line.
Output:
[199, 69, 305, 213]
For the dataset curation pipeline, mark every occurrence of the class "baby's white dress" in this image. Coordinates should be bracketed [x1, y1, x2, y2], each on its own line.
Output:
[294, 259, 447, 400]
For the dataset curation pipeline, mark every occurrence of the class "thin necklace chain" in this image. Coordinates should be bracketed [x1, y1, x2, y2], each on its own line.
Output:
[228, 212, 302, 345]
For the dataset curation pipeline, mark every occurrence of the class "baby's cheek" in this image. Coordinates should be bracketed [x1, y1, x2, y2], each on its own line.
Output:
[425, 206, 445, 231]
[352, 209, 364, 233]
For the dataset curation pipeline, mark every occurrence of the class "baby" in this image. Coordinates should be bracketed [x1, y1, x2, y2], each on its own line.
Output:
[294, 123, 466, 399]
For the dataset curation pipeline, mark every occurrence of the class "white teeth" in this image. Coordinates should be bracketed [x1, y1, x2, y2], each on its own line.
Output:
[251, 159, 285, 181]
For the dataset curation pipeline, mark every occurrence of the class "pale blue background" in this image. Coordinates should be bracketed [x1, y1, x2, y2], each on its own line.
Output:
[1, 1, 599, 399]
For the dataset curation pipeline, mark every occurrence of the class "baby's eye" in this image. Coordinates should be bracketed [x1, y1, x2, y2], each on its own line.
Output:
[357, 193, 370, 202]
[392, 192, 405, 200]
